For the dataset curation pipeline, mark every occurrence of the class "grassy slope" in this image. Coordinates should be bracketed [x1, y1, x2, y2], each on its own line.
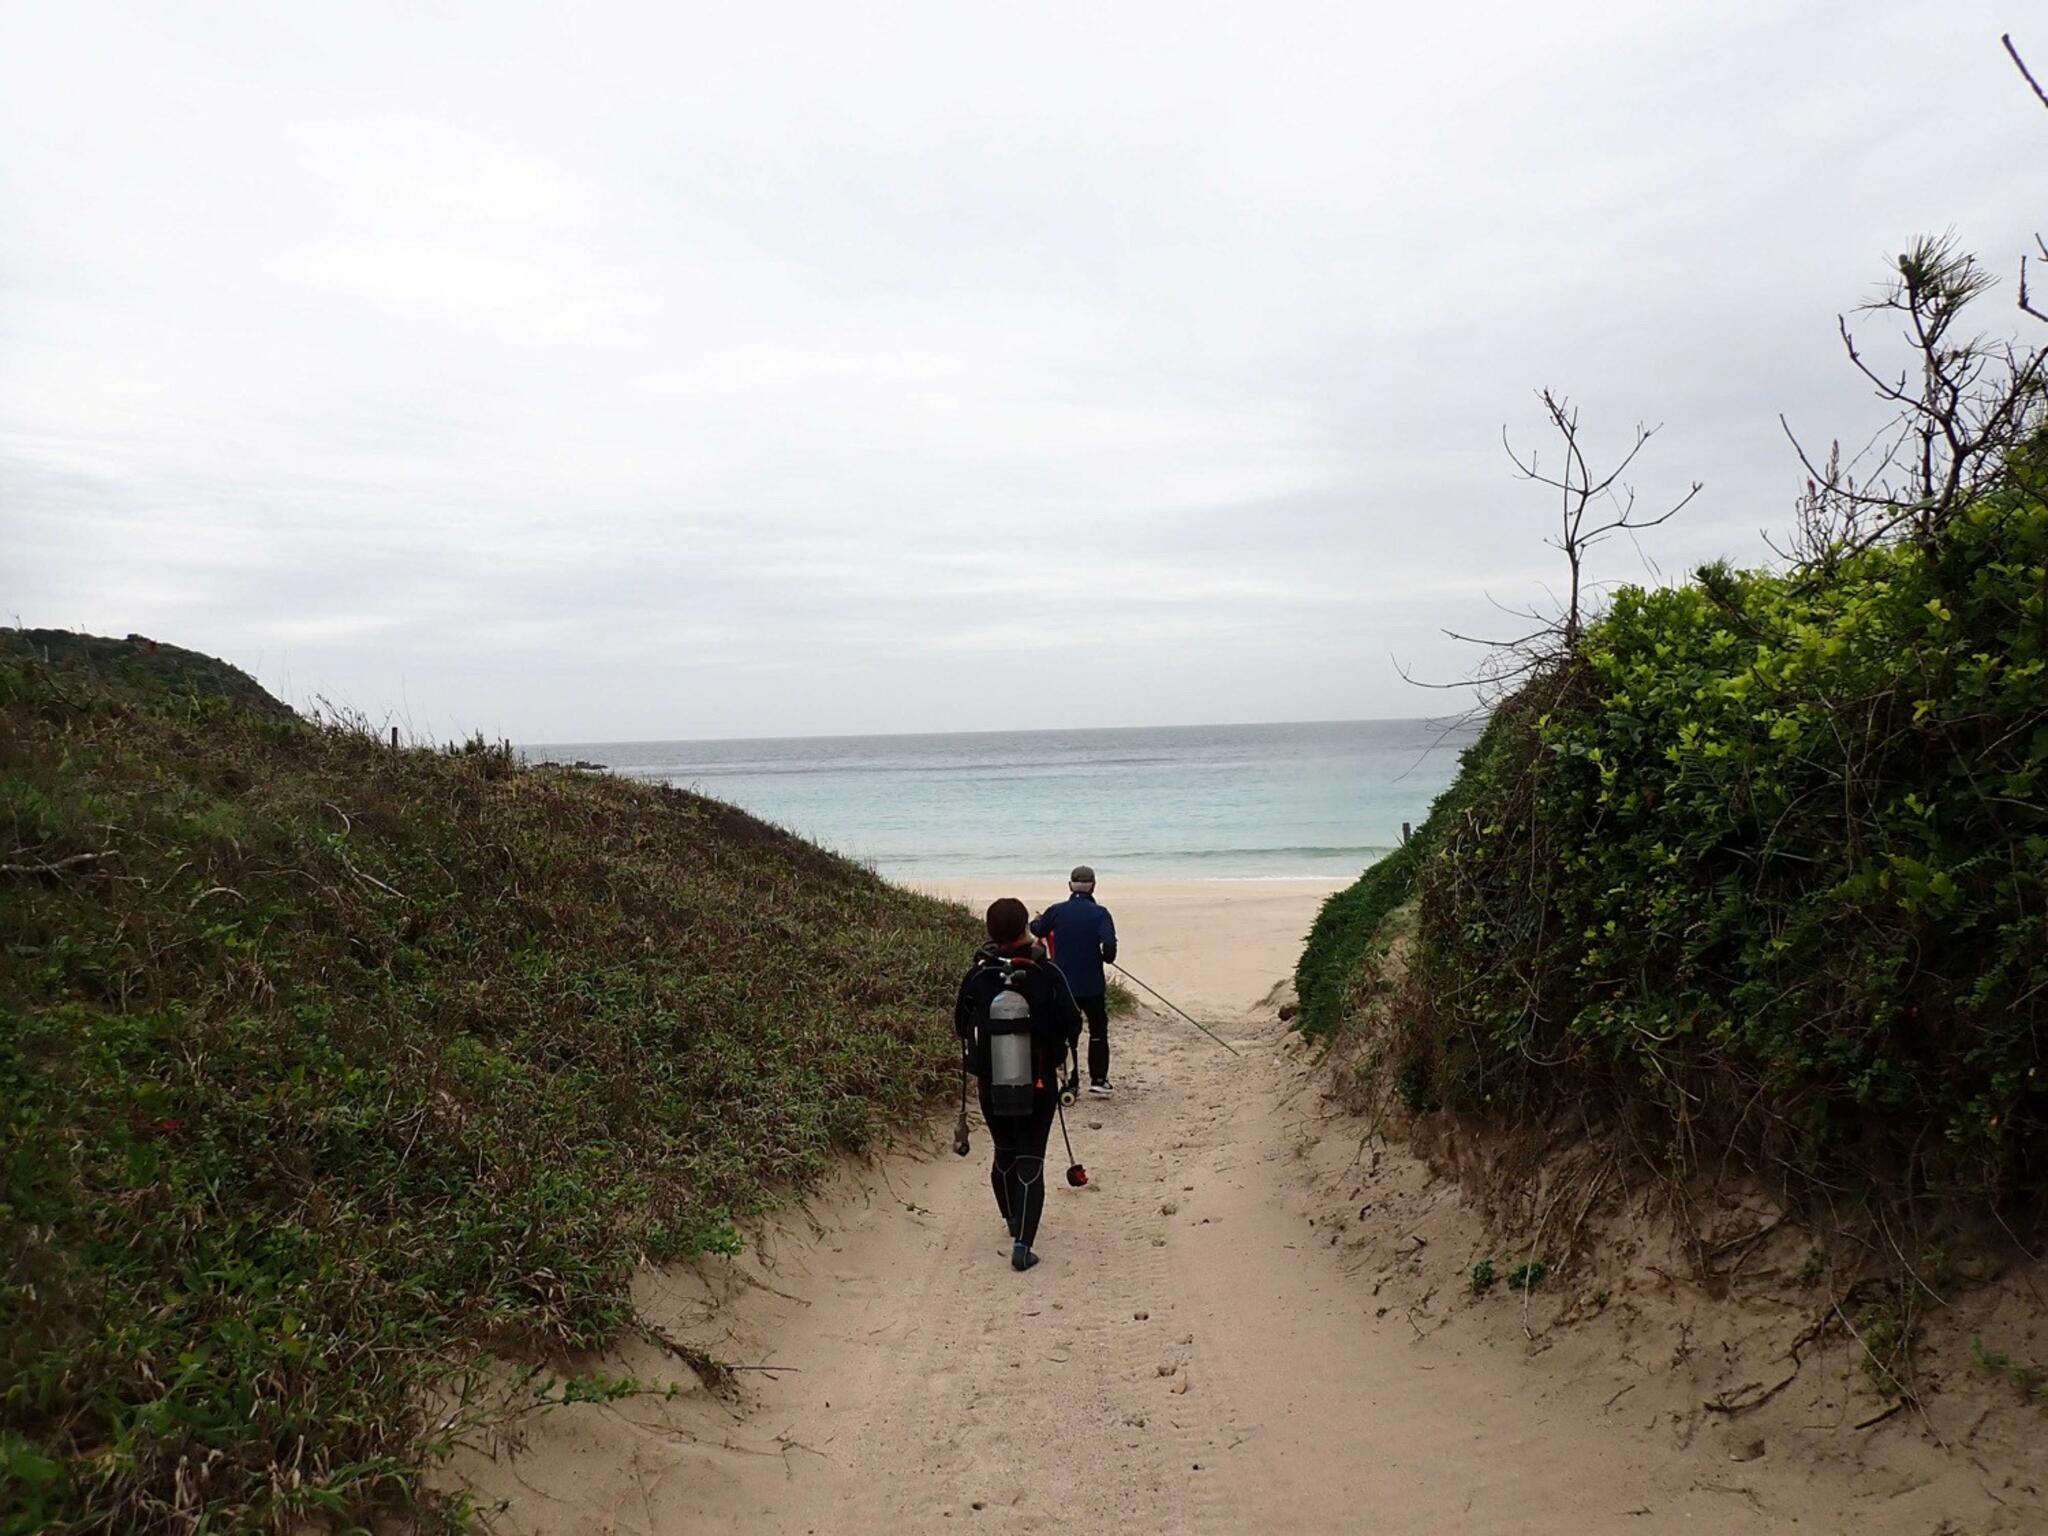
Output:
[0, 632, 979, 1533]
[1294, 845, 1418, 1037]
[6, 630, 295, 721]
[1291, 708, 1509, 1038]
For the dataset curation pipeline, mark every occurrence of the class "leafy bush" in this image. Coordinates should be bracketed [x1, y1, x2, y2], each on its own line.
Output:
[1407, 498, 2048, 1200]
[0, 636, 979, 1533]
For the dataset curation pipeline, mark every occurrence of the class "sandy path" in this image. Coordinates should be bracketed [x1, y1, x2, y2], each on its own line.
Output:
[744, 1003, 1698, 1536]
[465, 1000, 1949, 1535]
[458, 877, 2020, 1533]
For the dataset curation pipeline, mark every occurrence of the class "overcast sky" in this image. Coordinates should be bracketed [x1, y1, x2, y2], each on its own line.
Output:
[3, 2, 2042, 740]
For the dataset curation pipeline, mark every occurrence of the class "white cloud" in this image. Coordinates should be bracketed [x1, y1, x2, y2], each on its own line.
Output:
[3, 0, 2042, 737]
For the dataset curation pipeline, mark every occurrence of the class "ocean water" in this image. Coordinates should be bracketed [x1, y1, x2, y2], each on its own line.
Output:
[525, 718, 1476, 881]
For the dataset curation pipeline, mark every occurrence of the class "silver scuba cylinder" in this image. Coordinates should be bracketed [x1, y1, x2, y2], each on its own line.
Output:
[985, 987, 1036, 1116]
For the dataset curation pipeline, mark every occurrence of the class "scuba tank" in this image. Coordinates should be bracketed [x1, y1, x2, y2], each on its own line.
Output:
[984, 983, 1037, 1117]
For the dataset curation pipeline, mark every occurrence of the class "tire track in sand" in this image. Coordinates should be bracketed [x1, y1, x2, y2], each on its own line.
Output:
[823, 1012, 1256, 1535]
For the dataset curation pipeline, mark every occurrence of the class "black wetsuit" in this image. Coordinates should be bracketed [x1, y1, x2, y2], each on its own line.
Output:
[976, 1080, 1057, 1244]
[953, 941, 1082, 1249]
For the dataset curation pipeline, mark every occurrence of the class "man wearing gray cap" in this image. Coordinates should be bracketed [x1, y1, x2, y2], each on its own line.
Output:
[1030, 866, 1119, 1096]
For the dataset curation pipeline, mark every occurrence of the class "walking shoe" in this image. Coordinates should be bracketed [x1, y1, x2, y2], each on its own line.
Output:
[1087, 1081, 1114, 1097]
[1011, 1241, 1039, 1272]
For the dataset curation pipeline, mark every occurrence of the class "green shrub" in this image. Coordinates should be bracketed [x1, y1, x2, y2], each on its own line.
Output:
[1407, 498, 2048, 1201]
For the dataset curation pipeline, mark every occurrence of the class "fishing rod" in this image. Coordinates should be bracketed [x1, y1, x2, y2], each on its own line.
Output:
[1111, 963, 1241, 1057]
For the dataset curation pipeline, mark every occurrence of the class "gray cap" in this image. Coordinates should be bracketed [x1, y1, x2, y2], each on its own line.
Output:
[1069, 865, 1096, 886]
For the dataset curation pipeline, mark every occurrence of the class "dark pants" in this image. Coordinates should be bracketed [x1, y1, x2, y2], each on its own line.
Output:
[1078, 994, 1110, 1084]
[977, 1082, 1056, 1247]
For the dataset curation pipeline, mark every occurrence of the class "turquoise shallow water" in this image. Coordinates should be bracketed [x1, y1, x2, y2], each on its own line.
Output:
[526, 718, 1476, 880]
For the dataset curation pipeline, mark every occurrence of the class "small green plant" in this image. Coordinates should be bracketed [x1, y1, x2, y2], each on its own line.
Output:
[1972, 1337, 2048, 1404]
[1470, 1258, 1498, 1294]
[1507, 1260, 1548, 1292]
[525, 1370, 669, 1407]
[0, 1434, 65, 1534]
[1857, 1303, 1908, 1398]
[701, 1222, 746, 1257]
[1922, 1242, 1959, 1294]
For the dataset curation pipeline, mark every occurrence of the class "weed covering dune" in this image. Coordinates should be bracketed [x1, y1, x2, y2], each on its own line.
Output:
[0, 633, 979, 1533]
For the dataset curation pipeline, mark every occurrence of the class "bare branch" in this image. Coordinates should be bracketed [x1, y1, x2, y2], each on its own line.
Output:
[1789, 234, 2047, 550]
[2, 850, 113, 878]
[2005, 33, 2048, 112]
[1464, 390, 1703, 681]
[1442, 624, 1557, 651]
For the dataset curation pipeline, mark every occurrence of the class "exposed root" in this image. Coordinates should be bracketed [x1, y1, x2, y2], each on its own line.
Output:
[634, 1322, 739, 1396]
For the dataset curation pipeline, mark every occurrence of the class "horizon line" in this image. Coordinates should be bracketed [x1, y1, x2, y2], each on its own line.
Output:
[520, 712, 1487, 750]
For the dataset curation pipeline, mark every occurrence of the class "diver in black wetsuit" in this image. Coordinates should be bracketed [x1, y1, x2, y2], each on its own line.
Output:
[953, 897, 1083, 1271]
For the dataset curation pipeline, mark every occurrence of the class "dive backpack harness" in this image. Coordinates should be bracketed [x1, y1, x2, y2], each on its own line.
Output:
[978, 954, 1049, 1116]
[953, 951, 1089, 1187]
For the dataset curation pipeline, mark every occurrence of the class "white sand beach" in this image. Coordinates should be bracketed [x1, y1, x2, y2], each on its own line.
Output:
[911, 875, 1347, 1014]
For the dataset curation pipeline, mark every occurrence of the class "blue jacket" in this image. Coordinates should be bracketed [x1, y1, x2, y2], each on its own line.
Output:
[1030, 892, 1117, 1000]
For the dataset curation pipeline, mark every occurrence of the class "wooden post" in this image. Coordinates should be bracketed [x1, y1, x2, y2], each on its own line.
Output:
[390, 725, 399, 752]
[1401, 821, 1411, 846]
